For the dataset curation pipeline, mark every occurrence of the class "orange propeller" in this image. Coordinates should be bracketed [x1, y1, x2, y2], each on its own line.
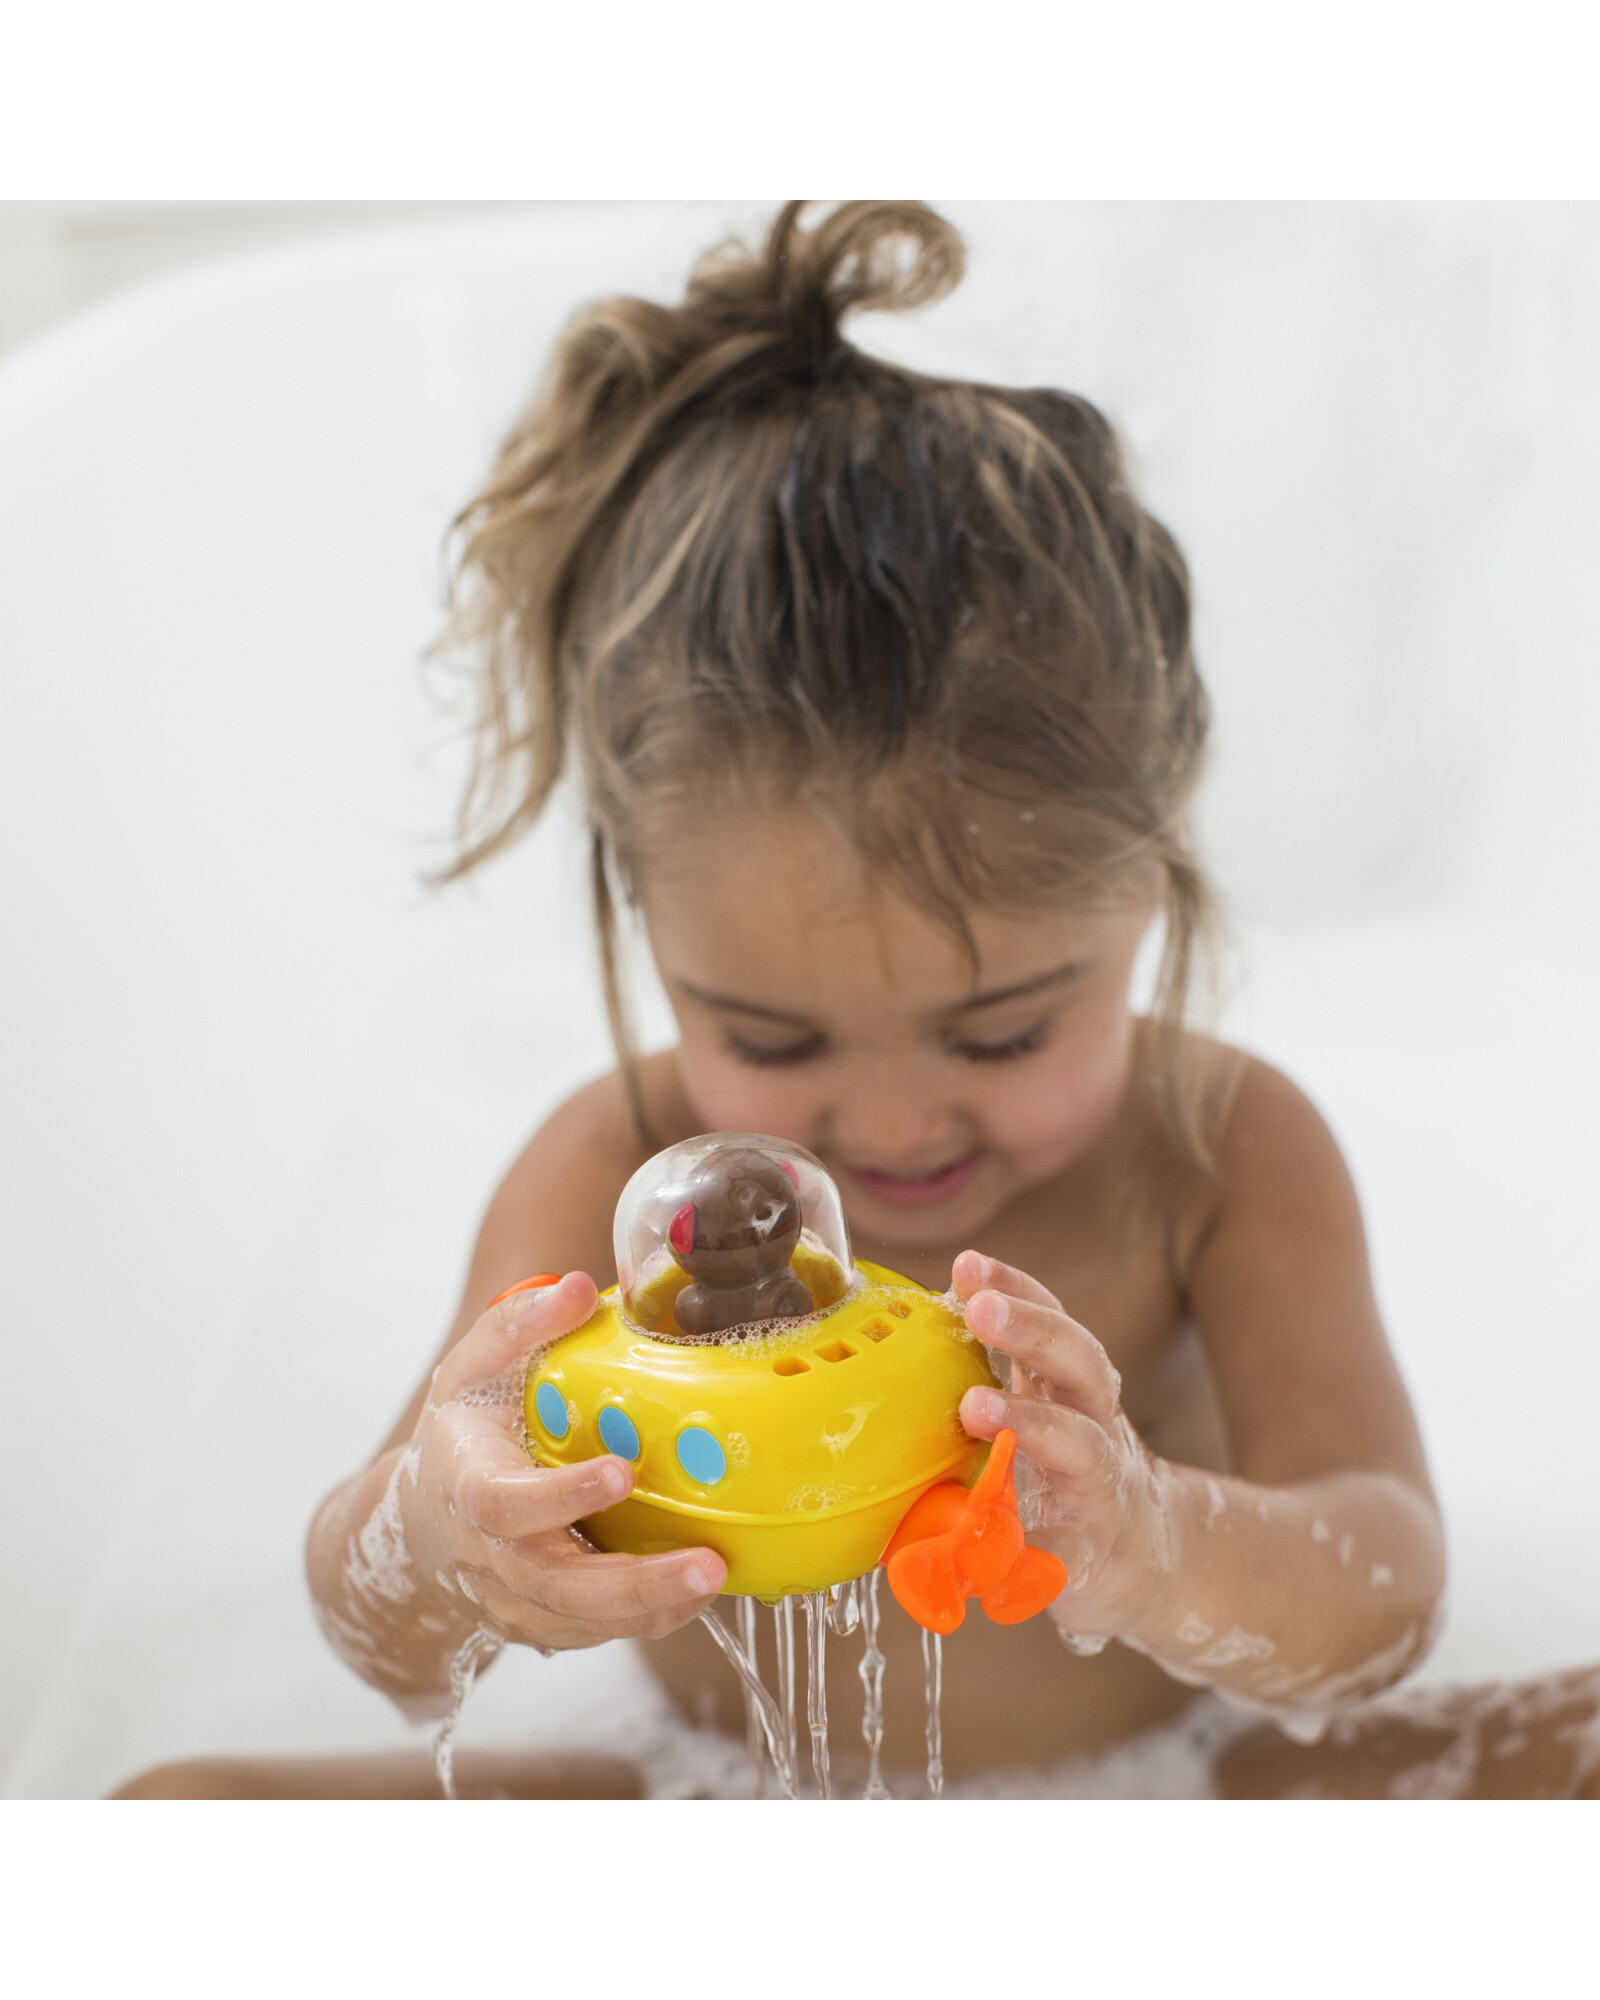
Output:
[882, 1429, 1068, 1635]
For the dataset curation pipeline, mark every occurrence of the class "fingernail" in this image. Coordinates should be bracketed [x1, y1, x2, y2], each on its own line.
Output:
[685, 1562, 720, 1596]
[595, 1460, 628, 1502]
[968, 1388, 1006, 1427]
[494, 1272, 563, 1312]
[984, 1293, 1009, 1330]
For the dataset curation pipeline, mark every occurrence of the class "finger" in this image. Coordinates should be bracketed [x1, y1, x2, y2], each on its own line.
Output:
[491, 1537, 726, 1623]
[487, 1274, 562, 1308]
[456, 1439, 634, 1540]
[950, 1250, 1063, 1313]
[469, 1573, 714, 1651]
[961, 1385, 1118, 1487]
[962, 1292, 1121, 1427]
[432, 1270, 598, 1405]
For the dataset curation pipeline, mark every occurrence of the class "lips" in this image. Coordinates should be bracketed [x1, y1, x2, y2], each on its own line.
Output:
[835, 1148, 986, 1209]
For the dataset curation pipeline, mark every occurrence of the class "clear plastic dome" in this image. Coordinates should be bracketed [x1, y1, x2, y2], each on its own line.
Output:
[614, 1132, 855, 1339]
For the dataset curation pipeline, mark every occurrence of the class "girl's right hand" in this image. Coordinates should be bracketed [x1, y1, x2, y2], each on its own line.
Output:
[400, 1272, 727, 1652]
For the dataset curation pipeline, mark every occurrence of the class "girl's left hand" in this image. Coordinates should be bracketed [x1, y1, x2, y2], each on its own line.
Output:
[952, 1250, 1180, 1647]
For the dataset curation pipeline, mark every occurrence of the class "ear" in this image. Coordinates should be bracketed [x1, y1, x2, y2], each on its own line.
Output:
[668, 1202, 696, 1258]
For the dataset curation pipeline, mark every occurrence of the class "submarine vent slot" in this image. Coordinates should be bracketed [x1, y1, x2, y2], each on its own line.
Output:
[773, 1356, 810, 1377]
[861, 1318, 893, 1343]
[885, 1300, 913, 1319]
[814, 1338, 857, 1364]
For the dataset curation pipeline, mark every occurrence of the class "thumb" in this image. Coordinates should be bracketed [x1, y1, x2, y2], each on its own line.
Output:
[430, 1270, 599, 1407]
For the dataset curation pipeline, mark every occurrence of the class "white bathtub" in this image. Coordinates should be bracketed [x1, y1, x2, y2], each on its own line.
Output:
[3, 204, 1597, 1795]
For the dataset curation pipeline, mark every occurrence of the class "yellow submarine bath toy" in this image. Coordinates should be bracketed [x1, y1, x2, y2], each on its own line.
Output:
[513, 1133, 1067, 1624]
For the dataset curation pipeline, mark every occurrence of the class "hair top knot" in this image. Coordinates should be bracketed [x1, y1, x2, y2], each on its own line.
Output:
[685, 200, 965, 391]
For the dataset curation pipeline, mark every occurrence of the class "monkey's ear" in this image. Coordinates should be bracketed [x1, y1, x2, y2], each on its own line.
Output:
[778, 1160, 800, 1189]
[668, 1202, 696, 1257]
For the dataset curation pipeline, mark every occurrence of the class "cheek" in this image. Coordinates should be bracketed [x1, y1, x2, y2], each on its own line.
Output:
[672, 1028, 828, 1134]
[976, 1009, 1135, 1158]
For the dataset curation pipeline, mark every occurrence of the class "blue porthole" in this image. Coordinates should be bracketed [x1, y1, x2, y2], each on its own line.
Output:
[597, 1405, 640, 1461]
[534, 1381, 569, 1440]
[676, 1426, 726, 1485]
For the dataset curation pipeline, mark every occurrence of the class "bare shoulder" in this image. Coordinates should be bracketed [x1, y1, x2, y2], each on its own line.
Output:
[473, 1050, 694, 1300]
[1168, 1037, 1431, 1491]
[1201, 1044, 1366, 1247]
[1147, 1032, 1361, 1278]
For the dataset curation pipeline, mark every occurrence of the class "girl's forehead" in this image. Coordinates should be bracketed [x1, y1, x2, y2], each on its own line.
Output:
[639, 800, 877, 913]
[635, 801, 1146, 1010]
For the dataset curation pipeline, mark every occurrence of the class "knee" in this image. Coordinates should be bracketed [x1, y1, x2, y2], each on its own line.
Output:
[111, 1757, 260, 1798]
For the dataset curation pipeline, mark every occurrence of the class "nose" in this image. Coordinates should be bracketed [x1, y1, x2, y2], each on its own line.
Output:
[826, 1061, 966, 1164]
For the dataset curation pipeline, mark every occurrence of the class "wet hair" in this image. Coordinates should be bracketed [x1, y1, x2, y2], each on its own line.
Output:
[438, 201, 1223, 1160]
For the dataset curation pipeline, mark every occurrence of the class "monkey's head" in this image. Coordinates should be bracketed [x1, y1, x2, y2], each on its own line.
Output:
[666, 1147, 804, 1291]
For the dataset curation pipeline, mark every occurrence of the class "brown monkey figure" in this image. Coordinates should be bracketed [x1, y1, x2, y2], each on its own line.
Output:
[666, 1147, 816, 1337]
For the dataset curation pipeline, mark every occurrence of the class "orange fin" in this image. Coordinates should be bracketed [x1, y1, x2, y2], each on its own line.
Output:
[979, 1543, 1069, 1625]
[886, 1536, 969, 1635]
[880, 1428, 1067, 1634]
[882, 1482, 969, 1563]
[954, 1502, 1023, 1597]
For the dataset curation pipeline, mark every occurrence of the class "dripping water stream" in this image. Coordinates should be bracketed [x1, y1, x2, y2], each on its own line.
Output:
[699, 1605, 798, 1799]
[722, 1573, 943, 1798]
[827, 1576, 860, 1636]
[432, 1572, 946, 1801]
[432, 1627, 502, 1799]
[736, 1596, 766, 1796]
[803, 1592, 831, 1798]
[921, 1626, 945, 1797]
[714, 1572, 944, 1799]
[774, 1597, 799, 1780]
[858, 1570, 890, 1798]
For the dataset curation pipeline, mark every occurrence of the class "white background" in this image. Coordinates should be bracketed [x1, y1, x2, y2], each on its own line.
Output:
[3, 198, 1599, 1800]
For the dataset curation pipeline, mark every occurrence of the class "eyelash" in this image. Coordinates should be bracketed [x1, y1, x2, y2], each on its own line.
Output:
[720, 1024, 1051, 1067]
[721, 1031, 829, 1068]
[944, 1023, 1052, 1064]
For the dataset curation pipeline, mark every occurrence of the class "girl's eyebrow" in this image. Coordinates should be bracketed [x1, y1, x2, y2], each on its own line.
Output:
[673, 978, 816, 1028]
[948, 960, 1089, 1016]
[674, 960, 1088, 1026]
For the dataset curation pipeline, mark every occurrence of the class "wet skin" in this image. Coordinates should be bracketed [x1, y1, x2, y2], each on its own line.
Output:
[626, 804, 1231, 1768]
[314, 801, 1444, 1778]
[641, 1041, 1234, 1776]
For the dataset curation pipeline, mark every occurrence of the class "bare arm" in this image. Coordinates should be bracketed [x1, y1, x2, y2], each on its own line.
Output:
[956, 1057, 1446, 1715]
[1143, 1058, 1444, 1700]
[305, 1066, 722, 1714]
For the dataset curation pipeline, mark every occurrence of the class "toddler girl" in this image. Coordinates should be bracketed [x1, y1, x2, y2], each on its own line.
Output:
[127, 202, 1600, 1797]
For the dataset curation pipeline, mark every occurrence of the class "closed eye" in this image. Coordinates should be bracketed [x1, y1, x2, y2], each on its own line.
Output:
[721, 1028, 829, 1068]
[944, 1020, 1052, 1064]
